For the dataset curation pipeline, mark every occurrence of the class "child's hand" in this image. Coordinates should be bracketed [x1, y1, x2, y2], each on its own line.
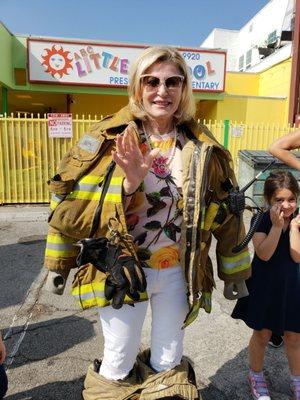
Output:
[291, 213, 300, 229]
[270, 204, 284, 228]
[0, 337, 6, 364]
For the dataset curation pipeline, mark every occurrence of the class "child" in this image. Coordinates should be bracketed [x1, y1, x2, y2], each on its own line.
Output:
[0, 333, 7, 399]
[232, 170, 300, 400]
[268, 130, 300, 351]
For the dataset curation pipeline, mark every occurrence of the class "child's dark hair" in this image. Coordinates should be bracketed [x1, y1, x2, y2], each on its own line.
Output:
[264, 170, 300, 205]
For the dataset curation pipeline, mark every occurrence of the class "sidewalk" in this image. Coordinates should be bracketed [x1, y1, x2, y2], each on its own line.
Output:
[0, 206, 292, 399]
[0, 205, 49, 222]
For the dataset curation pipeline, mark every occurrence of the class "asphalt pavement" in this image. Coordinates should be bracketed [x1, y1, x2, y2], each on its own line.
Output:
[0, 206, 292, 399]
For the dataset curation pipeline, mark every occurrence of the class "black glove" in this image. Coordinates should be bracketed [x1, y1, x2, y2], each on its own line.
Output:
[76, 237, 109, 272]
[76, 238, 147, 309]
[104, 248, 147, 309]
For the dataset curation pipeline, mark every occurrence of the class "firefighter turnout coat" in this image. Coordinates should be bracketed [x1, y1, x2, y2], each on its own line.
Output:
[44, 106, 251, 327]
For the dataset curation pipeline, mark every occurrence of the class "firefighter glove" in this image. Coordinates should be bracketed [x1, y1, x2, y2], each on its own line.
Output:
[105, 254, 147, 309]
[76, 237, 109, 272]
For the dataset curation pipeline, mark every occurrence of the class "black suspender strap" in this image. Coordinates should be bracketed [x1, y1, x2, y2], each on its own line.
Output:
[90, 160, 116, 238]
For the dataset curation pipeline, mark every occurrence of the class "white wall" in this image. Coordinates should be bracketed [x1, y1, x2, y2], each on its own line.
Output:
[201, 29, 239, 70]
[200, 0, 292, 72]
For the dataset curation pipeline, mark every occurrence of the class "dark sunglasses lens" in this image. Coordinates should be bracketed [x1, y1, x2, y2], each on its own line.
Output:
[143, 76, 160, 87]
[165, 76, 183, 88]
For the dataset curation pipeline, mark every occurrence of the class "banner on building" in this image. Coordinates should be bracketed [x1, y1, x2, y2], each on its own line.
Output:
[47, 113, 73, 138]
[28, 39, 226, 92]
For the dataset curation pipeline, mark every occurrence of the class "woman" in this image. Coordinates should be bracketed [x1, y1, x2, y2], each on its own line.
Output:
[44, 46, 251, 400]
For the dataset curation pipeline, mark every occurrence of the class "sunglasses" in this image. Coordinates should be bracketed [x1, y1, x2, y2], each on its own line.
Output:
[140, 74, 185, 90]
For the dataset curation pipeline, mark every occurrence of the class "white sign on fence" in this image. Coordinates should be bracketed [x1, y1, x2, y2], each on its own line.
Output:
[231, 125, 244, 138]
[47, 113, 73, 138]
[28, 39, 226, 92]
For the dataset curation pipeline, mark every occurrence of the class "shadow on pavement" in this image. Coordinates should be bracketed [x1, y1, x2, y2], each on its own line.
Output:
[0, 240, 46, 309]
[5, 315, 96, 369]
[4, 376, 85, 400]
[200, 345, 291, 400]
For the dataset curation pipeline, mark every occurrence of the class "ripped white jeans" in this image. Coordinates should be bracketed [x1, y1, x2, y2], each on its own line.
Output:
[98, 265, 189, 380]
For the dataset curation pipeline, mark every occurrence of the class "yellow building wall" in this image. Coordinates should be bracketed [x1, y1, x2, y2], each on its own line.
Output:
[258, 58, 291, 123]
[201, 58, 291, 124]
[225, 72, 259, 96]
[70, 93, 128, 117]
[258, 58, 291, 97]
[197, 100, 218, 120]
[201, 95, 286, 124]
[245, 97, 286, 123]
[216, 97, 248, 122]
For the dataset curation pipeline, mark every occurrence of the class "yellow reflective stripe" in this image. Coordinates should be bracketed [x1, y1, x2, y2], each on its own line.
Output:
[72, 281, 104, 296]
[200, 207, 206, 229]
[50, 200, 58, 210]
[103, 176, 123, 203]
[50, 194, 64, 210]
[67, 190, 101, 201]
[72, 282, 148, 309]
[47, 234, 75, 244]
[74, 297, 107, 308]
[110, 177, 123, 185]
[79, 175, 103, 185]
[46, 234, 77, 257]
[104, 193, 122, 202]
[45, 248, 77, 257]
[204, 202, 219, 231]
[66, 177, 123, 202]
[219, 250, 251, 274]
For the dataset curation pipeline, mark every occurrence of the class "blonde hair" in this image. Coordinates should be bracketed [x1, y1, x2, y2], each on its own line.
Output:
[128, 46, 196, 124]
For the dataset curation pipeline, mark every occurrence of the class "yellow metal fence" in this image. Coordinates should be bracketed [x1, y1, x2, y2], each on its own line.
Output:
[0, 114, 297, 204]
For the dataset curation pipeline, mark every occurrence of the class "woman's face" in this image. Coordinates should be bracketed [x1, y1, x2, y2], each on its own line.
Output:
[141, 61, 183, 126]
[270, 188, 297, 218]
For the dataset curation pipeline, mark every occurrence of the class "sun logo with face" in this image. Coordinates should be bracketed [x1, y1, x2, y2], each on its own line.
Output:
[41, 45, 73, 78]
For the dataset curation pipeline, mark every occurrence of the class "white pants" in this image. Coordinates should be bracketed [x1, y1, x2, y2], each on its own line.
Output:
[98, 266, 189, 380]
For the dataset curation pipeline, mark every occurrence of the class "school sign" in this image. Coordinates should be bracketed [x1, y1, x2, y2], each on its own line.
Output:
[28, 39, 226, 92]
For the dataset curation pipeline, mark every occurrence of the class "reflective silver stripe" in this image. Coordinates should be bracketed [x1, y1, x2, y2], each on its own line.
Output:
[51, 193, 64, 202]
[221, 254, 251, 270]
[107, 185, 121, 194]
[46, 242, 75, 251]
[73, 183, 102, 193]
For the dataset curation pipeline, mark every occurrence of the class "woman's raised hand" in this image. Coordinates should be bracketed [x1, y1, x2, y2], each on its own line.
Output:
[112, 124, 160, 194]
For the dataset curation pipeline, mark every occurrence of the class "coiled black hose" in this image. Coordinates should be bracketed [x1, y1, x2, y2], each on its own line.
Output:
[232, 208, 264, 253]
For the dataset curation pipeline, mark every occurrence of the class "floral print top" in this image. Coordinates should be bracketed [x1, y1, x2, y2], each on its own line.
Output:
[126, 128, 184, 269]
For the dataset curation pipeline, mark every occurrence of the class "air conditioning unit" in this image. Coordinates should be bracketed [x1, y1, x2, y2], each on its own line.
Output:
[280, 30, 293, 41]
[258, 47, 275, 57]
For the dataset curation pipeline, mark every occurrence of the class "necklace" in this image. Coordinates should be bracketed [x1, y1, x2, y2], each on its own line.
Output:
[142, 122, 178, 167]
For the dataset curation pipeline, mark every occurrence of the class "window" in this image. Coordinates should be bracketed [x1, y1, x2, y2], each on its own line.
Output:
[245, 50, 252, 69]
[239, 55, 244, 71]
[267, 30, 277, 45]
